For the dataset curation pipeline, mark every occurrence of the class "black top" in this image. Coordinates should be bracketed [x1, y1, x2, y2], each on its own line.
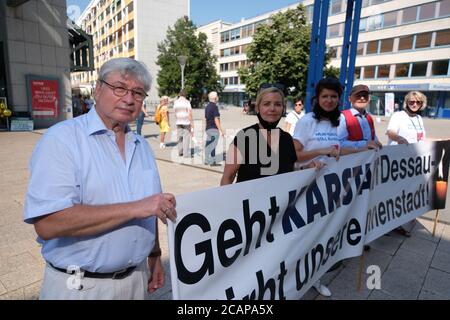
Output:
[232, 124, 297, 183]
[205, 102, 220, 130]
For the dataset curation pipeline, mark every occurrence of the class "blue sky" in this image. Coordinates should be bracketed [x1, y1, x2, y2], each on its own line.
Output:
[66, 0, 300, 26]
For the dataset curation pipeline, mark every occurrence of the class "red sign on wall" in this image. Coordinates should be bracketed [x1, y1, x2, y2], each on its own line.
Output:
[30, 79, 59, 118]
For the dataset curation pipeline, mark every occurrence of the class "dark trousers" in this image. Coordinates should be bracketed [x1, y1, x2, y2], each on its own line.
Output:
[136, 111, 145, 135]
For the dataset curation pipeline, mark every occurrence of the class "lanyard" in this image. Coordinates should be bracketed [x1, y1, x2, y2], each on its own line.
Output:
[408, 115, 422, 133]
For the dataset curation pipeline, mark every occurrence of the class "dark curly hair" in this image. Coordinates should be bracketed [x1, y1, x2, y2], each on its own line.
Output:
[312, 77, 342, 127]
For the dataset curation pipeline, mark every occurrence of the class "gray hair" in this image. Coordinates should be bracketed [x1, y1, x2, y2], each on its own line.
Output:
[208, 91, 218, 102]
[98, 58, 152, 92]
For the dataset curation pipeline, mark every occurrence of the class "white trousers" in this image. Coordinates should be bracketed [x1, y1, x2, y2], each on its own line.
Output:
[40, 259, 149, 300]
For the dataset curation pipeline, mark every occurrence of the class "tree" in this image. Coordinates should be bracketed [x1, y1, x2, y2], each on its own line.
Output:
[238, 5, 339, 100]
[156, 16, 221, 107]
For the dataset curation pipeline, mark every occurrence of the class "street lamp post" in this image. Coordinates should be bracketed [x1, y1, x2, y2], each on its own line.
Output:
[177, 55, 187, 90]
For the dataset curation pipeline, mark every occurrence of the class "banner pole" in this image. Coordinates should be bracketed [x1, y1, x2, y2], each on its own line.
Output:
[357, 252, 365, 292]
[432, 209, 440, 237]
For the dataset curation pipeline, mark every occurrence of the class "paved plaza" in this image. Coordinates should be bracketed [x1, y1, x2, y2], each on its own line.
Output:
[0, 106, 449, 300]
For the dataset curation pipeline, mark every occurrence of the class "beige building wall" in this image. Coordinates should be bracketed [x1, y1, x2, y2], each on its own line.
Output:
[72, 0, 189, 105]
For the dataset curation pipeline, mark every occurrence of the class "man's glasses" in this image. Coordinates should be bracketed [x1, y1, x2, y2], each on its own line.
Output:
[100, 80, 148, 101]
[260, 83, 285, 91]
[295, 102, 303, 106]
[408, 100, 423, 106]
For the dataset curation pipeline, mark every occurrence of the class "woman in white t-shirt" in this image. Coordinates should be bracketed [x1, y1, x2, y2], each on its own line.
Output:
[292, 77, 347, 298]
[387, 91, 427, 146]
[284, 98, 305, 136]
[293, 77, 343, 171]
[386, 91, 427, 237]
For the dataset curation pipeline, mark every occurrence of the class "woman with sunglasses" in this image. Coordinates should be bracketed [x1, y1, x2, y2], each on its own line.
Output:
[386, 91, 427, 237]
[284, 98, 305, 136]
[386, 91, 427, 146]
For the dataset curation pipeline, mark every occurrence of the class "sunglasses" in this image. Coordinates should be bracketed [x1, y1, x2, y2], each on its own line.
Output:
[408, 100, 423, 106]
[353, 92, 369, 99]
[295, 102, 303, 106]
[260, 83, 285, 91]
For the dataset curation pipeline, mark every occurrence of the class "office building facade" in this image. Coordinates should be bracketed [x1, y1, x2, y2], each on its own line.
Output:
[198, 0, 450, 118]
[71, 0, 189, 104]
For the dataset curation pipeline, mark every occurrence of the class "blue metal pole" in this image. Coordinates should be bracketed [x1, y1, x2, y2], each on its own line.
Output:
[315, 0, 330, 82]
[339, 0, 355, 107]
[305, 0, 323, 113]
[343, 0, 363, 109]
[305, 0, 330, 113]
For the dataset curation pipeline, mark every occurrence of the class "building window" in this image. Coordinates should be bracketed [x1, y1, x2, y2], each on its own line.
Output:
[330, 0, 342, 15]
[415, 32, 432, 49]
[435, 29, 450, 46]
[359, 18, 367, 32]
[432, 60, 449, 76]
[439, 0, 450, 17]
[383, 11, 397, 27]
[411, 62, 427, 77]
[364, 66, 376, 79]
[379, 38, 393, 53]
[366, 40, 378, 54]
[367, 15, 382, 31]
[377, 65, 390, 78]
[398, 35, 414, 51]
[354, 67, 361, 80]
[356, 43, 364, 55]
[395, 63, 410, 77]
[419, 2, 436, 20]
[327, 24, 341, 38]
[402, 6, 418, 23]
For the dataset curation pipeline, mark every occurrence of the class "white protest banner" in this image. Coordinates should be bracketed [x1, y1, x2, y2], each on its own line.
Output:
[168, 141, 450, 300]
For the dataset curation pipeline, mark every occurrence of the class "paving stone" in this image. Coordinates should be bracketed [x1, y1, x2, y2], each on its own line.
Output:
[0, 252, 37, 277]
[412, 217, 445, 243]
[378, 249, 432, 299]
[0, 282, 6, 296]
[23, 281, 41, 300]
[400, 236, 437, 260]
[0, 264, 44, 292]
[378, 270, 423, 299]
[368, 289, 401, 300]
[422, 268, 450, 299]
[386, 248, 432, 279]
[431, 248, 450, 274]
[0, 288, 25, 300]
[369, 234, 403, 256]
[340, 247, 393, 274]
[418, 289, 448, 300]
[326, 266, 371, 300]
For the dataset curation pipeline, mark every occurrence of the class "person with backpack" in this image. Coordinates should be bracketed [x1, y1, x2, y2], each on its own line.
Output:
[337, 84, 382, 153]
[337, 84, 382, 251]
[155, 96, 170, 148]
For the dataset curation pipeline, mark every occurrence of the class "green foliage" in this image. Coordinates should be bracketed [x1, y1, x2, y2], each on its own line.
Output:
[238, 5, 339, 100]
[156, 16, 222, 107]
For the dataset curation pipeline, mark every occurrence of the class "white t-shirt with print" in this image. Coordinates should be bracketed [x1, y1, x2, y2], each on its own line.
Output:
[285, 110, 304, 136]
[386, 110, 426, 145]
[292, 112, 340, 165]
